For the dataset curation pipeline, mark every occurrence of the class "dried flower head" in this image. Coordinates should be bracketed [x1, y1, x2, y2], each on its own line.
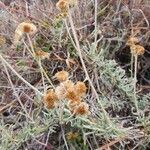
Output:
[35, 49, 50, 59]
[130, 44, 145, 56]
[73, 102, 90, 115]
[43, 89, 58, 109]
[65, 88, 76, 100]
[68, 98, 81, 111]
[14, 22, 37, 45]
[55, 80, 74, 100]
[54, 70, 69, 82]
[56, 0, 69, 11]
[63, 80, 74, 90]
[67, 131, 78, 140]
[126, 37, 139, 46]
[75, 81, 87, 97]
[65, 88, 79, 101]
[0, 35, 6, 46]
[18, 22, 37, 34]
[55, 84, 66, 99]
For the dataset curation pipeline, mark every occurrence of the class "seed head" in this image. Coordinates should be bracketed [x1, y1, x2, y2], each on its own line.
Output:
[55, 84, 66, 99]
[73, 102, 90, 115]
[67, 131, 78, 140]
[75, 81, 87, 97]
[65, 88, 78, 101]
[126, 37, 139, 46]
[63, 80, 74, 90]
[54, 70, 69, 82]
[68, 98, 81, 110]
[55, 80, 75, 100]
[14, 22, 37, 45]
[56, 0, 69, 11]
[130, 44, 145, 56]
[43, 89, 58, 109]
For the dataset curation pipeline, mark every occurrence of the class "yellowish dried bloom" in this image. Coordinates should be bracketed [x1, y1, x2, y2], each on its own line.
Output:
[67, 131, 78, 140]
[73, 102, 89, 115]
[14, 22, 37, 45]
[75, 81, 87, 97]
[43, 89, 58, 109]
[130, 44, 145, 56]
[54, 70, 69, 82]
[0, 35, 6, 46]
[35, 49, 50, 59]
[126, 37, 139, 46]
[56, 0, 69, 11]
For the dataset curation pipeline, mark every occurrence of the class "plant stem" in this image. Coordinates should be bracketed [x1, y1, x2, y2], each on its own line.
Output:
[38, 59, 46, 92]
[26, 35, 55, 89]
[131, 54, 134, 77]
[94, 0, 98, 52]
[27, 34, 36, 56]
[0, 54, 43, 96]
[134, 55, 139, 115]
[67, 9, 110, 123]
[2, 61, 34, 121]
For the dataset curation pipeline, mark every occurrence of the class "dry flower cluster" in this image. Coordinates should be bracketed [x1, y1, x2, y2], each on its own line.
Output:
[43, 70, 90, 116]
[127, 37, 145, 56]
